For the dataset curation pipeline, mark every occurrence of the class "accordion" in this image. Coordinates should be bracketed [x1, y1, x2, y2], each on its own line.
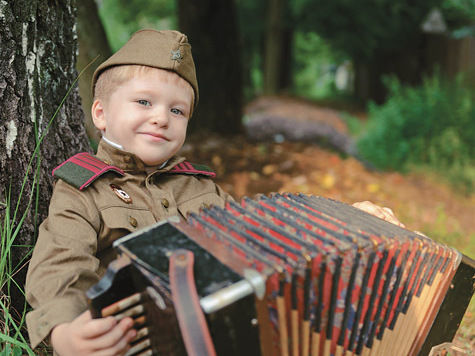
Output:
[87, 194, 474, 356]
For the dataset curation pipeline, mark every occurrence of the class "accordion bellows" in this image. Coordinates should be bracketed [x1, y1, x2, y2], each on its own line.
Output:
[87, 194, 471, 356]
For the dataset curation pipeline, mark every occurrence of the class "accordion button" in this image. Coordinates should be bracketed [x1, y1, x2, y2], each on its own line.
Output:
[128, 216, 138, 228]
[161, 198, 170, 208]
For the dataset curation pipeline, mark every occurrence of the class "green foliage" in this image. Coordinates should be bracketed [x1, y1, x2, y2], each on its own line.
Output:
[236, 0, 267, 98]
[292, 32, 346, 99]
[98, 0, 177, 51]
[442, 0, 475, 37]
[442, 0, 475, 26]
[357, 73, 475, 193]
[0, 343, 24, 356]
[293, 0, 442, 61]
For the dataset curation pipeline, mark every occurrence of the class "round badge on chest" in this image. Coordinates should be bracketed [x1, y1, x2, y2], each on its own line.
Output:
[110, 184, 132, 204]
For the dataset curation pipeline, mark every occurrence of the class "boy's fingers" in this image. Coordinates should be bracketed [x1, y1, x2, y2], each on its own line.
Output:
[94, 331, 133, 356]
[383, 207, 405, 227]
[80, 316, 117, 339]
[75, 309, 93, 322]
[106, 329, 136, 356]
[353, 201, 405, 227]
[353, 201, 380, 217]
[90, 317, 136, 350]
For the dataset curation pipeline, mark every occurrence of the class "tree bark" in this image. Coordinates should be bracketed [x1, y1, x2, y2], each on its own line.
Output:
[77, 0, 112, 147]
[177, 0, 243, 134]
[0, 0, 91, 315]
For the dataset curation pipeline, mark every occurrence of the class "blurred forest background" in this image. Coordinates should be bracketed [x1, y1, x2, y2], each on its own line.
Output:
[78, 0, 475, 194]
[1, 0, 474, 354]
[79, 0, 475, 352]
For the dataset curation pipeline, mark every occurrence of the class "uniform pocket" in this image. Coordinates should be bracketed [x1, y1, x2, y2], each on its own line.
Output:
[177, 193, 226, 218]
[100, 206, 156, 248]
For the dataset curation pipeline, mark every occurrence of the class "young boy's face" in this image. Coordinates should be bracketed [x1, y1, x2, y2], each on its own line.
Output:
[92, 68, 192, 166]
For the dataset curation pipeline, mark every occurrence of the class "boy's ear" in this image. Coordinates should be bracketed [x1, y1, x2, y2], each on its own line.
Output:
[91, 99, 106, 131]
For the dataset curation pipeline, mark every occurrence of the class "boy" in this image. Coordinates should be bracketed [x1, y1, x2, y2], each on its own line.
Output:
[26, 29, 402, 355]
[26, 29, 232, 355]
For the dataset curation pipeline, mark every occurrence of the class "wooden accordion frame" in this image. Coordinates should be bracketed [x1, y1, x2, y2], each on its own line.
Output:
[87, 193, 475, 356]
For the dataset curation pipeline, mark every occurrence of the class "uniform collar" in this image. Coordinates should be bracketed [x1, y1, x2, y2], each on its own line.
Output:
[95, 139, 185, 174]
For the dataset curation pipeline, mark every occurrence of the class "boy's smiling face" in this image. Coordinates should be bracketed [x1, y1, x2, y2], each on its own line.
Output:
[92, 67, 193, 166]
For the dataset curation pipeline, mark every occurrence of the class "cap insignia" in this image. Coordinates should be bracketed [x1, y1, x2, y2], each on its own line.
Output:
[171, 49, 183, 62]
[110, 184, 132, 204]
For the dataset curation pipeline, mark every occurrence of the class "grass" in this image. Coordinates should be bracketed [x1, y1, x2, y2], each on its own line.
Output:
[422, 204, 475, 258]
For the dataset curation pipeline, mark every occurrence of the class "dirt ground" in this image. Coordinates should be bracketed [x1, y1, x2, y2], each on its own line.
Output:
[181, 96, 475, 352]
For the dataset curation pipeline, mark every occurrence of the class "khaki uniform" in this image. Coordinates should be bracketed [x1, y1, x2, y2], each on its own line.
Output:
[25, 140, 232, 348]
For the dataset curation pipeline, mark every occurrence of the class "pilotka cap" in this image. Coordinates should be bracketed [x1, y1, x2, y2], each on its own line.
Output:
[92, 29, 199, 112]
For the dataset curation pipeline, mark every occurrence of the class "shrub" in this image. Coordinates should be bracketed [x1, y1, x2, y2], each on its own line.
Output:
[357, 73, 475, 193]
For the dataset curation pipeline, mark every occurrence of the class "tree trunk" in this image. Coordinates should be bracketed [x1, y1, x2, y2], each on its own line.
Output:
[263, 0, 285, 94]
[0, 0, 91, 316]
[354, 47, 424, 104]
[77, 0, 112, 148]
[278, 19, 293, 92]
[177, 0, 243, 134]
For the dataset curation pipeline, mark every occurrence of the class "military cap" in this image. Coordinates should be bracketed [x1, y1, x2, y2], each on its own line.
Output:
[92, 29, 199, 111]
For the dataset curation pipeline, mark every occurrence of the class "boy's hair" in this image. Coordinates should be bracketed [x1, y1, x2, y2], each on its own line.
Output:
[94, 65, 194, 111]
[92, 29, 199, 114]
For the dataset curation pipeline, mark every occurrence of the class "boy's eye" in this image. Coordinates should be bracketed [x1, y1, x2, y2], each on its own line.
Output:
[171, 108, 184, 115]
[137, 99, 151, 106]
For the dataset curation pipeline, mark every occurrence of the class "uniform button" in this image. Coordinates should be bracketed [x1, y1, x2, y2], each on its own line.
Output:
[128, 216, 138, 228]
[201, 203, 210, 209]
[161, 198, 170, 208]
[124, 156, 131, 163]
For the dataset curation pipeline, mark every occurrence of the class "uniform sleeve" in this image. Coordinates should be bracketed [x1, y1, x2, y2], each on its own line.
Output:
[25, 180, 102, 349]
[216, 183, 235, 203]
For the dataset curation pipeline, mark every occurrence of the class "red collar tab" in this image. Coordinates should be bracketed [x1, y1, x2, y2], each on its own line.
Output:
[168, 161, 216, 178]
[52, 152, 124, 190]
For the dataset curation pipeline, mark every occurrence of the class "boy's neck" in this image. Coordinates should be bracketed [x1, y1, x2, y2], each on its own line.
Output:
[101, 136, 169, 169]
[102, 136, 124, 150]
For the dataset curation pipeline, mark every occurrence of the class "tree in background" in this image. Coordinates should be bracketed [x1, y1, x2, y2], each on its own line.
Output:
[97, 0, 243, 134]
[77, 0, 112, 147]
[177, 0, 243, 134]
[293, 0, 443, 103]
[262, 0, 294, 94]
[0, 0, 91, 316]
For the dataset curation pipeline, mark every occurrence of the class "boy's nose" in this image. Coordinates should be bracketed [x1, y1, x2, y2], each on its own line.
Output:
[150, 107, 169, 126]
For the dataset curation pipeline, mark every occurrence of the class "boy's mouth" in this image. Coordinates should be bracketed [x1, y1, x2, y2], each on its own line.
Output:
[140, 132, 169, 141]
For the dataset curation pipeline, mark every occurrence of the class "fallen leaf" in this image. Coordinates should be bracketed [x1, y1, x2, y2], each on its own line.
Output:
[321, 173, 335, 189]
[262, 164, 278, 175]
[366, 183, 380, 193]
[250, 172, 260, 180]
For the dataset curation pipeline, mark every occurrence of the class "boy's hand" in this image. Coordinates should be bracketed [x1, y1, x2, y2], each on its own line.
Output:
[51, 310, 137, 356]
[352, 201, 405, 228]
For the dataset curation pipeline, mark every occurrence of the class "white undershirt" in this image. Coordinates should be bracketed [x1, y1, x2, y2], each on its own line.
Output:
[102, 136, 124, 150]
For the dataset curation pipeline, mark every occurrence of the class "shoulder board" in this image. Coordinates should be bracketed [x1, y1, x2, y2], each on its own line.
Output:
[168, 161, 216, 178]
[52, 152, 124, 191]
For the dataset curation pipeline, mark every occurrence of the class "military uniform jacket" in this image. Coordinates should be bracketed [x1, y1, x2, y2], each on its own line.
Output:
[25, 140, 232, 349]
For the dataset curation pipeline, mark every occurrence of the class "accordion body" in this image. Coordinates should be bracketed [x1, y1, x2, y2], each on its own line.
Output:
[87, 194, 475, 356]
